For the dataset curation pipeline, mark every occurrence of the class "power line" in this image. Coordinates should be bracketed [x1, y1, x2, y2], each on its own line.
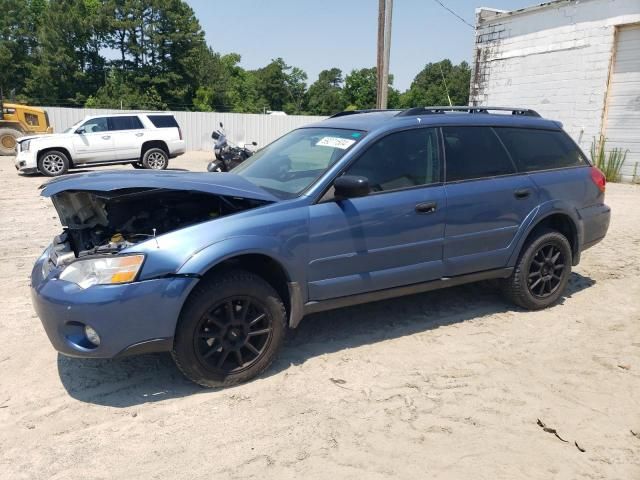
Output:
[431, 0, 475, 29]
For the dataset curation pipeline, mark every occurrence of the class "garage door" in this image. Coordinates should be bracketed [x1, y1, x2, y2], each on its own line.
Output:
[604, 24, 640, 181]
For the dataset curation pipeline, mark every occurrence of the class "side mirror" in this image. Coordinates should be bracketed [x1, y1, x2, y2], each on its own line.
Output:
[334, 175, 370, 199]
[251, 141, 258, 146]
[75, 127, 85, 134]
[219, 122, 223, 128]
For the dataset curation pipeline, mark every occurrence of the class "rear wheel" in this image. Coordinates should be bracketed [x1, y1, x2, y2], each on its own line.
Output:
[38, 150, 69, 176]
[0, 127, 22, 156]
[141, 148, 168, 170]
[503, 229, 572, 310]
[171, 270, 286, 387]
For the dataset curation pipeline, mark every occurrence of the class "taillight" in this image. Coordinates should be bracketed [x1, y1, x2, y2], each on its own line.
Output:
[590, 166, 606, 193]
[178, 127, 183, 140]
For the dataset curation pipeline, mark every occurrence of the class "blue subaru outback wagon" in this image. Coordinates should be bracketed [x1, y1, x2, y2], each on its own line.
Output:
[32, 107, 611, 387]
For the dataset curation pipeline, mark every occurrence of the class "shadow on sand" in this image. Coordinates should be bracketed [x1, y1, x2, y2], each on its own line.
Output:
[57, 272, 596, 408]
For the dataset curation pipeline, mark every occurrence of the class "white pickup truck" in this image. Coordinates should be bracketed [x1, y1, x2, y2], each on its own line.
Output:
[14, 113, 186, 176]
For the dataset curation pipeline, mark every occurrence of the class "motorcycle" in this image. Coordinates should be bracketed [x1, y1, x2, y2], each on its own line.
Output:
[207, 122, 257, 172]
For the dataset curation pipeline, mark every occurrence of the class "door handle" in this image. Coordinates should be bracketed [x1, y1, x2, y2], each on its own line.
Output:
[415, 201, 437, 214]
[135, 133, 144, 137]
[102, 135, 111, 140]
[514, 188, 532, 199]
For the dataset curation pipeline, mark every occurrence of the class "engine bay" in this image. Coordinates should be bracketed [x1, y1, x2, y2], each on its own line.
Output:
[49, 188, 269, 263]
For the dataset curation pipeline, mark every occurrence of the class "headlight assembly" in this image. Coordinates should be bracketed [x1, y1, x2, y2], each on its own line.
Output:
[21, 140, 31, 152]
[59, 255, 145, 289]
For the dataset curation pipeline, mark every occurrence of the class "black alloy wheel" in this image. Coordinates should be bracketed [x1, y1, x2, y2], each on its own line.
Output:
[195, 296, 273, 374]
[527, 243, 566, 298]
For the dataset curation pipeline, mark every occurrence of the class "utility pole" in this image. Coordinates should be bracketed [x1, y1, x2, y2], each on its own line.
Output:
[376, 0, 393, 109]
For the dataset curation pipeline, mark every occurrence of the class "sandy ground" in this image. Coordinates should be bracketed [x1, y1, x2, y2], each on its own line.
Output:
[0, 153, 639, 480]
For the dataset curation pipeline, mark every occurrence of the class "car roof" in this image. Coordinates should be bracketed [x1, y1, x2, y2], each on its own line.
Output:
[305, 108, 562, 133]
[83, 112, 174, 119]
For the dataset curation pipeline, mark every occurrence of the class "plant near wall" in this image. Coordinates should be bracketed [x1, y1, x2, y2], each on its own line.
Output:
[632, 163, 640, 184]
[590, 136, 628, 182]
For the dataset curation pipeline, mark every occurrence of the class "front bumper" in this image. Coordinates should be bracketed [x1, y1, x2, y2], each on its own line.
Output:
[15, 149, 38, 173]
[31, 252, 198, 358]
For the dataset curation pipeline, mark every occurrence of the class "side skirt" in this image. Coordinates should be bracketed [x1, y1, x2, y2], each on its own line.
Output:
[302, 267, 513, 317]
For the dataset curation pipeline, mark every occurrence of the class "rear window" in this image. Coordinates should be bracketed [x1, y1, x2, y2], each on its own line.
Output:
[147, 115, 179, 128]
[109, 115, 143, 131]
[442, 126, 516, 182]
[494, 127, 587, 172]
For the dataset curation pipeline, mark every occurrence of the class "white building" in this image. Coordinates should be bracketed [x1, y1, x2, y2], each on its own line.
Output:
[471, 0, 640, 180]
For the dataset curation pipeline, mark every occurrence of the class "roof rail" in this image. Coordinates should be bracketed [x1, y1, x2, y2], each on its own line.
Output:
[396, 106, 541, 117]
[328, 109, 401, 119]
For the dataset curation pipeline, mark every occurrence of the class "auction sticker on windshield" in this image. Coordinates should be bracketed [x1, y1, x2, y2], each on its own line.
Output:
[316, 137, 356, 150]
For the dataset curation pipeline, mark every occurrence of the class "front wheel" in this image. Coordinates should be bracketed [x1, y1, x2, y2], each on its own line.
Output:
[171, 270, 286, 387]
[0, 127, 22, 155]
[502, 229, 572, 310]
[38, 150, 69, 176]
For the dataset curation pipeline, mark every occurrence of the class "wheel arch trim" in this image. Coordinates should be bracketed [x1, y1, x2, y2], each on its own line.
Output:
[508, 202, 582, 267]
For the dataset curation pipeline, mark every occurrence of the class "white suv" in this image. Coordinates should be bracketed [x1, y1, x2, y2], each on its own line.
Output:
[14, 113, 186, 176]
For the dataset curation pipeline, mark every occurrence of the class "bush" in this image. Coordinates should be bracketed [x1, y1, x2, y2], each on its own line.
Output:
[590, 135, 628, 182]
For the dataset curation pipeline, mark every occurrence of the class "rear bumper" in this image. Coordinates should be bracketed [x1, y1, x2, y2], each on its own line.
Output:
[168, 140, 186, 158]
[31, 253, 198, 358]
[579, 203, 611, 251]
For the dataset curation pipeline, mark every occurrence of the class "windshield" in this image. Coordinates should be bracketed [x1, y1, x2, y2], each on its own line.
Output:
[232, 127, 364, 198]
[64, 119, 84, 133]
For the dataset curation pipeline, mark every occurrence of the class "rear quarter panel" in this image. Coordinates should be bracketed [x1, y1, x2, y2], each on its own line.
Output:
[506, 166, 606, 265]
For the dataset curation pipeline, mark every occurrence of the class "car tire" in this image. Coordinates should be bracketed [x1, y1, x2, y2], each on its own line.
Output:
[131, 162, 145, 169]
[0, 127, 22, 156]
[502, 229, 572, 310]
[141, 147, 168, 170]
[171, 270, 287, 387]
[38, 150, 70, 177]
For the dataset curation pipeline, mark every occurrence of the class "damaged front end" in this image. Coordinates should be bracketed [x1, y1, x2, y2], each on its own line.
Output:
[43, 174, 273, 280]
[47, 188, 268, 268]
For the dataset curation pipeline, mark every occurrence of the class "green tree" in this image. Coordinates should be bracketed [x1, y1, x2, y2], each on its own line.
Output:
[402, 59, 471, 107]
[254, 58, 307, 113]
[0, 0, 46, 97]
[85, 70, 166, 109]
[343, 67, 377, 110]
[305, 68, 346, 115]
[343, 67, 399, 110]
[25, 0, 108, 105]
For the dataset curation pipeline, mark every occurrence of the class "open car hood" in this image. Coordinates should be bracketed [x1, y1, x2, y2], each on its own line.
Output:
[40, 170, 279, 203]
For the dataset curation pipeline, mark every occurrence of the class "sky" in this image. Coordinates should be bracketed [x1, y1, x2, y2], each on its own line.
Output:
[186, 0, 535, 91]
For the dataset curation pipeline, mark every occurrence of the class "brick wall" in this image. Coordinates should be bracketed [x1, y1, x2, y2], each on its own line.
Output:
[471, 0, 640, 154]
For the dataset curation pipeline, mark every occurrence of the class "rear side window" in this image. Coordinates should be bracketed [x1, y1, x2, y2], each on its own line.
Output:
[346, 128, 441, 192]
[147, 115, 179, 128]
[109, 116, 143, 131]
[494, 127, 587, 172]
[442, 126, 515, 182]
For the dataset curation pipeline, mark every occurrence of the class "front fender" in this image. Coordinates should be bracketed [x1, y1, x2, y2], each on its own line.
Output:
[177, 235, 301, 282]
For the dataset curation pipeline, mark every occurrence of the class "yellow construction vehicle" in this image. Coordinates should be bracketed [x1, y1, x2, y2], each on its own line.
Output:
[0, 100, 53, 155]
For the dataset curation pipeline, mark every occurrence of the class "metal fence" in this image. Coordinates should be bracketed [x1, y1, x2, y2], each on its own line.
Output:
[42, 107, 326, 152]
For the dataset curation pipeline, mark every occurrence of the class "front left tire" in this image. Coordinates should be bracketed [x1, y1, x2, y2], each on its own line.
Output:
[38, 150, 70, 177]
[0, 127, 22, 156]
[171, 270, 287, 387]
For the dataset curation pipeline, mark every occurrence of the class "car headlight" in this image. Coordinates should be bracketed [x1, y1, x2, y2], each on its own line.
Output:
[21, 140, 30, 152]
[59, 255, 145, 289]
